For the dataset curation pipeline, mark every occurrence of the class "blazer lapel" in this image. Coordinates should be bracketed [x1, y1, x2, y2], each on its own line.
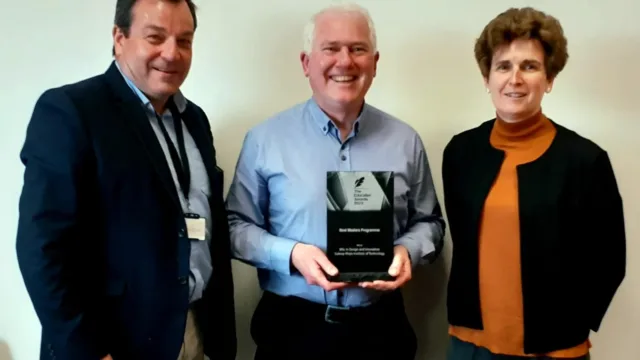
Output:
[103, 62, 182, 212]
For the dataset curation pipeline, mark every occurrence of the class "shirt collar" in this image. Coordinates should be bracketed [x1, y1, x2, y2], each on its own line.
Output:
[114, 60, 187, 114]
[307, 97, 365, 136]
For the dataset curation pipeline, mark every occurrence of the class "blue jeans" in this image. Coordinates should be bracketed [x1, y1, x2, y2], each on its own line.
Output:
[447, 336, 590, 360]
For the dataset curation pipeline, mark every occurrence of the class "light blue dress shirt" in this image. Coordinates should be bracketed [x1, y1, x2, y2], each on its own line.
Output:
[115, 62, 212, 303]
[226, 97, 445, 308]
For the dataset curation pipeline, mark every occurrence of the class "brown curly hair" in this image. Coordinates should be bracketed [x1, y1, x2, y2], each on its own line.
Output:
[474, 7, 569, 80]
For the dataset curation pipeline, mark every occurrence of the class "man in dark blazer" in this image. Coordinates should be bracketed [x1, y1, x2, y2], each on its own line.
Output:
[15, 1, 236, 359]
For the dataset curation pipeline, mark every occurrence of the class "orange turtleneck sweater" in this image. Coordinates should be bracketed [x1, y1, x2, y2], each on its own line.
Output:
[448, 111, 591, 357]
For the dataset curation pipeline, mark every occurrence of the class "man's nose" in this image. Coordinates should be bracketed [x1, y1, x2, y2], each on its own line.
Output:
[335, 47, 355, 67]
[161, 39, 179, 61]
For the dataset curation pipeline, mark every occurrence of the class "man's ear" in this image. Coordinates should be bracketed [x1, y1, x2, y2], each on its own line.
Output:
[373, 51, 380, 77]
[113, 26, 126, 56]
[300, 51, 310, 77]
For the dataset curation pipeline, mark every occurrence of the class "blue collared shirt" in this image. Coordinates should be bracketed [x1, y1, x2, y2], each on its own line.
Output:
[226, 97, 445, 307]
[115, 61, 212, 303]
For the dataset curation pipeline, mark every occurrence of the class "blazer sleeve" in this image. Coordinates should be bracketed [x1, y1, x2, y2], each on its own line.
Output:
[16, 88, 106, 359]
[441, 135, 459, 238]
[586, 150, 626, 332]
[194, 106, 238, 360]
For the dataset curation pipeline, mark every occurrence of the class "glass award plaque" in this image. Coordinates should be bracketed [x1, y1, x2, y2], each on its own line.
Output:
[326, 171, 395, 282]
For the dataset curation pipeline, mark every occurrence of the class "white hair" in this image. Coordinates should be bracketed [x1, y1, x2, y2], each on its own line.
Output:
[302, 3, 377, 54]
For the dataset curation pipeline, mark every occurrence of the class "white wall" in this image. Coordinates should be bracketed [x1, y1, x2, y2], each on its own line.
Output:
[1, 1, 638, 359]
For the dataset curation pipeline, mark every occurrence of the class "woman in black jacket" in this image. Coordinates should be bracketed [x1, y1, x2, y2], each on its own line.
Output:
[443, 7, 626, 360]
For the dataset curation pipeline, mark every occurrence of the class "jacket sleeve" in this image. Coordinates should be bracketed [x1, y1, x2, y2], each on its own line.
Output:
[196, 107, 238, 360]
[441, 135, 459, 243]
[16, 88, 106, 359]
[587, 150, 626, 332]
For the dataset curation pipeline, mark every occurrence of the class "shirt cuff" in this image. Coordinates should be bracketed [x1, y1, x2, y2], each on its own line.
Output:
[263, 232, 299, 275]
[394, 236, 435, 269]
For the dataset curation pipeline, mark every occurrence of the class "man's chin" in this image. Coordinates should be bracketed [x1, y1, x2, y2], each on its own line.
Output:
[329, 95, 363, 107]
[150, 85, 180, 98]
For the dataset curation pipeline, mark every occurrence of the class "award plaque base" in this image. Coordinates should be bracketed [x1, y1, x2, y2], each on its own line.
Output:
[326, 171, 395, 283]
[327, 272, 395, 283]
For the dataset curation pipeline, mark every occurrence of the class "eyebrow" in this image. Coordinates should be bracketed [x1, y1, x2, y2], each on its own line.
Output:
[320, 41, 370, 48]
[143, 25, 194, 37]
[494, 59, 543, 66]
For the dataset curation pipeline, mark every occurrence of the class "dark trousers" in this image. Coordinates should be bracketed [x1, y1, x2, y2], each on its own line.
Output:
[447, 336, 590, 360]
[251, 290, 417, 360]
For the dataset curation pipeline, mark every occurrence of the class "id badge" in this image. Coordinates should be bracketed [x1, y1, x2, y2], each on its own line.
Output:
[185, 213, 206, 241]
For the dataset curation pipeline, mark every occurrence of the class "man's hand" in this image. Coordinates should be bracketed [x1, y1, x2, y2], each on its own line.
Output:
[359, 245, 412, 291]
[291, 243, 351, 292]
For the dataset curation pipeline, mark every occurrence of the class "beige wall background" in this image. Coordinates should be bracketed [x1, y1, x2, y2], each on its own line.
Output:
[1, 0, 638, 359]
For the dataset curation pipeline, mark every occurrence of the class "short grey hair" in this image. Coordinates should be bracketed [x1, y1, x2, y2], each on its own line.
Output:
[302, 3, 377, 54]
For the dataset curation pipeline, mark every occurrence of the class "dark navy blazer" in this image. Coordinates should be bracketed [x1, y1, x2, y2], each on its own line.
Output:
[16, 61, 237, 360]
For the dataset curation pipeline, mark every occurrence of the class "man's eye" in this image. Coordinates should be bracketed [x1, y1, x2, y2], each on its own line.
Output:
[147, 35, 163, 43]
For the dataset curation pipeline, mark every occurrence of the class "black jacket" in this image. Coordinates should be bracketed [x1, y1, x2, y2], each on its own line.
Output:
[442, 118, 626, 354]
[16, 62, 237, 360]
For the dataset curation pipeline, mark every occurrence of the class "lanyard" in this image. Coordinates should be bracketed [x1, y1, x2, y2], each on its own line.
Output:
[154, 99, 191, 206]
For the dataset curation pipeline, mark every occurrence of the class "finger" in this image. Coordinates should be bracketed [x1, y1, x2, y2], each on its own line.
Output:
[307, 262, 343, 291]
[316, 273, 349, 292]
[360, 264, 411, 291]
[306, 257, 350, 291]
[359, 279, 395, 291]
[403, 255, 412, 281]
[307, 263, 329, 287]
[368, 280, 397, 291]
[388, 252, 403, 276]
[389, 263, 412, 289]
[325, 281, 350, 292]
[359, 281, 384, 290]
[316, 268, 351, 291]
[315, 253, 339, 277]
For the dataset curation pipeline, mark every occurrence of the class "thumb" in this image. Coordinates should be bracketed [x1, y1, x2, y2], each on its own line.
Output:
[316, 254, 339, 276]
[388, 253, 402, 276]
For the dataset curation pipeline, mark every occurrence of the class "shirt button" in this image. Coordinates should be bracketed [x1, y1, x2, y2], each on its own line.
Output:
[178, 276, 187, 284]
[341, 155, 347, 161]
[178, 229, 186, 237]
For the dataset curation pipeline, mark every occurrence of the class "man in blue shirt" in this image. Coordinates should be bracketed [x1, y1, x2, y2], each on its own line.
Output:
[226, 3, 445, 360]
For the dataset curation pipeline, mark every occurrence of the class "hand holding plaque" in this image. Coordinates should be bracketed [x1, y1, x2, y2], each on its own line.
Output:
[291, 243, 351, 292]
[359, 245, 412, 290]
